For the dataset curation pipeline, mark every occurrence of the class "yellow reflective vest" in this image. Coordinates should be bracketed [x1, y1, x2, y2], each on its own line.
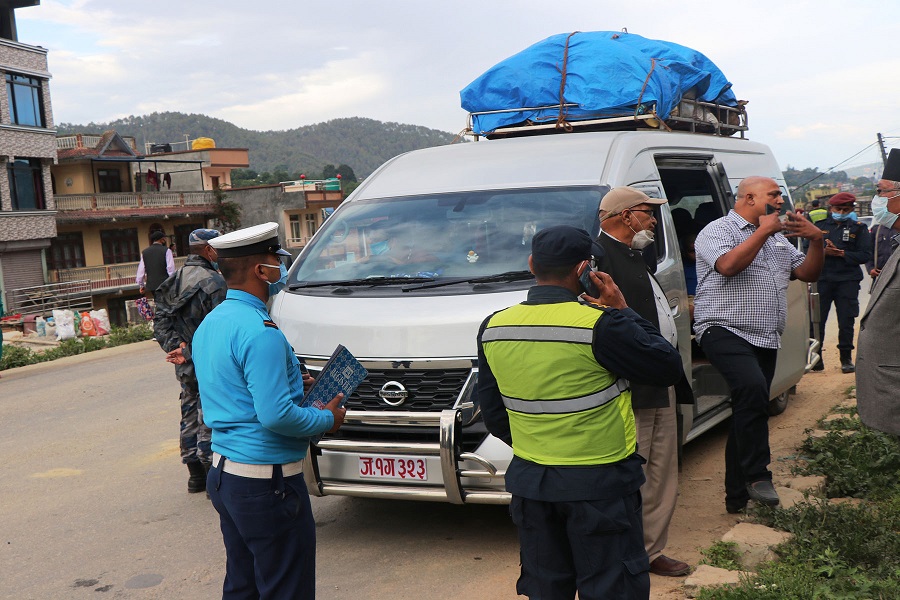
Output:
[481, 301, 635, 466]
[809, 208, 828, 223]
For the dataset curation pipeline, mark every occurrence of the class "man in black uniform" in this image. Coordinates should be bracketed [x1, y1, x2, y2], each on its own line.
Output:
[477, 226, 683, 599]
[811, 192, 871, 373]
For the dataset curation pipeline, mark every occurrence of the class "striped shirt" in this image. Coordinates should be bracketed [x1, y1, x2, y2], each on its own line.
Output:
[693, 210, 807, 349]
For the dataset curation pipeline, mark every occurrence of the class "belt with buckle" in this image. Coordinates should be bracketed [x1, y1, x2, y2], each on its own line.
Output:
[212, 452, 303, 478]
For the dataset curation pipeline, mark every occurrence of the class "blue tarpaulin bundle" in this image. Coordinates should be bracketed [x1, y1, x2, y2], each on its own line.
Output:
[461, 31, 739, 135]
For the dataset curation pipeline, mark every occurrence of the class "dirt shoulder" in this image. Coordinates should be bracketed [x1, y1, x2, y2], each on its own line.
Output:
[650, 351, 854, 598]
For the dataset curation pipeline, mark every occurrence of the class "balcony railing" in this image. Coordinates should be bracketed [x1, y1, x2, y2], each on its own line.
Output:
[51, 257, 188, 292]
[55, 191, 217, 211]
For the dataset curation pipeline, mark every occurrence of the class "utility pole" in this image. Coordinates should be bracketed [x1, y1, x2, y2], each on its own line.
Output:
[877, 132, 889, 167]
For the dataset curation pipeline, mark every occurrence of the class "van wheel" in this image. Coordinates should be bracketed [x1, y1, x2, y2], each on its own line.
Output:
[767, 391, 790, 416]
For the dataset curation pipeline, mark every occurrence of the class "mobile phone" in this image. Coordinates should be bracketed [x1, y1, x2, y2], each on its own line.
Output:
[765, 203, 790, 223]
[579, 262, 600, 297]
[299, 362, 310, 376]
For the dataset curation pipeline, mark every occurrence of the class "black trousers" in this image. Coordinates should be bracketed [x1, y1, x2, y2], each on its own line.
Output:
[818, 279, 861, 353]
[699, 327, 777, 505]
[510, 493, 650, 600]
[208, 459, 315, 600]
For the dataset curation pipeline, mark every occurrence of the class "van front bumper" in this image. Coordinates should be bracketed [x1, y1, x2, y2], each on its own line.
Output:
[303, 409, 511, 504]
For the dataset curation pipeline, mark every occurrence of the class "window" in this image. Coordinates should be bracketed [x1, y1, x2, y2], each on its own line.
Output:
[5, 73, 45, 127]
[100, 228, 140, 264]
[97, 169, 122, 193]
[288, 212, 319, 246]
[7, 158, 45, 210]
[49, 233, 86, 270]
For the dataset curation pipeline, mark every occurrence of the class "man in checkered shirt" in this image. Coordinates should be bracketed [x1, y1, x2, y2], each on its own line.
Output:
[693, 176, 823, 514]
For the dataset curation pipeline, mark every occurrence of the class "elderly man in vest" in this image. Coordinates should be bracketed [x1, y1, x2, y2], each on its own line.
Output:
[597, 187, 695, 578]
[477, 225, 683, 600]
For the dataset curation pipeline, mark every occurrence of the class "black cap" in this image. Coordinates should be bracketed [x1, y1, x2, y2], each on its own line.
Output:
[883, 148, 900, 182]
[531, 225, 603, 267]
[150, 231, 167, 242]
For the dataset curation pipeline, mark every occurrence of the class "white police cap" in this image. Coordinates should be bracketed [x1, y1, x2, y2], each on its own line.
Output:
[208, 222, 291, 258]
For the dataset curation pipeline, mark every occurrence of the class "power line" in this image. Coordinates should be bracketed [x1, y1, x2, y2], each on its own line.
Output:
[789, 141, 880, 193]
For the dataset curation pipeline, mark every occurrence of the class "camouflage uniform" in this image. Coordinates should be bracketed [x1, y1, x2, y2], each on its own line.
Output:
[154, 254, 226, 466]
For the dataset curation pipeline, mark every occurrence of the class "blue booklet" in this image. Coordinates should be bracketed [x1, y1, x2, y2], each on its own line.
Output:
[302, 344, 368, 411]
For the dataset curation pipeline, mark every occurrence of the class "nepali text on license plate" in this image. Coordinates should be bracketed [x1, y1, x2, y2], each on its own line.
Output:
[358, 455, 428, 481]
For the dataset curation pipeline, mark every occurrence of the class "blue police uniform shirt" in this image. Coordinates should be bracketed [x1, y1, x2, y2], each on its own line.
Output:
[193, 289, 334, 464]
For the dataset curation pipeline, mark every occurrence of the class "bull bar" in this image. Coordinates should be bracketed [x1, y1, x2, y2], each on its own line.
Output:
[303, 408, 511, 504]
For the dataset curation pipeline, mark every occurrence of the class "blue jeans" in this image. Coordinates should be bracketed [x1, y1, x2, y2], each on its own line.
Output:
[208, 460, 316, 600]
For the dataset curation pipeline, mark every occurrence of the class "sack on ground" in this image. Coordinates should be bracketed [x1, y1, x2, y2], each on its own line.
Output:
[80, 312, 97, 337]
[90, 309, 111, 335]
[53, 309, 76, 341]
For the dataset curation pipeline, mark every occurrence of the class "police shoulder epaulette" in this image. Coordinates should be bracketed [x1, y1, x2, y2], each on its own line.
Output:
[582, 300, 610, 310]
[263, 319, 279, 329]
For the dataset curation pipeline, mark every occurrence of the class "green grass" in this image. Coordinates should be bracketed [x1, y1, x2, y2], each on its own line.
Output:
[697, 391, 900, 599]
[0, 323, 154, 371]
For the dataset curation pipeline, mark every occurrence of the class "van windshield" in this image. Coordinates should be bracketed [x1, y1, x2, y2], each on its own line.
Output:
[290, 186, 605, 285]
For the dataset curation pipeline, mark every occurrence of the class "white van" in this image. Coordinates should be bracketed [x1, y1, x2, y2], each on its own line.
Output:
[270, 128, 816, 505]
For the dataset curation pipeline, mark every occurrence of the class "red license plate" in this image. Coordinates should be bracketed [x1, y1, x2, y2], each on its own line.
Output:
[358, 455, 428, 481]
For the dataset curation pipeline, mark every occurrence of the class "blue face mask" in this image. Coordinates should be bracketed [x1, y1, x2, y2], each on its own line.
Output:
[371, 240, 390, 255]
[872, 194, 900, 229]
[832, 211, 856, 222]
[268, 263, 289, 296]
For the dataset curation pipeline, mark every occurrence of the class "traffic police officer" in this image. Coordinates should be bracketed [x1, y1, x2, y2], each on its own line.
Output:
[811, 193, 872, 373]
[477, 225, 683, 600]
[808, 199, 828, 224]
[192, 222, 346, 600]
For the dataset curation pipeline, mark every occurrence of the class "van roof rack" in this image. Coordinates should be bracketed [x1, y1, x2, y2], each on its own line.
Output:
[462, 98, 748, 141]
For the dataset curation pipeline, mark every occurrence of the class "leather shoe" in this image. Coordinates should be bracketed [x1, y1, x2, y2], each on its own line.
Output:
[841, 361, 855, 374]
[746, 480, 780, 507]
[649, 555, 691, 577]
[811, 359, 824, 371]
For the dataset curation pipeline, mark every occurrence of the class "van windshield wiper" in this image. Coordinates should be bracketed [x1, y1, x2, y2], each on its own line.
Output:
[289, 276, 436, 290]
[402, 270, 534, 291]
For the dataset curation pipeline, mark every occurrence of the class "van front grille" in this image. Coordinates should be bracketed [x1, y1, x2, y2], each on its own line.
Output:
[348, 368, 472, 412]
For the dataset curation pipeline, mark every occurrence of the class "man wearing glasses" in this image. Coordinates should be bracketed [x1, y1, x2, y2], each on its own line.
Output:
[809, 193, 871, 373]
[595, 187, 694, 578]
[857, 148, 900, 439]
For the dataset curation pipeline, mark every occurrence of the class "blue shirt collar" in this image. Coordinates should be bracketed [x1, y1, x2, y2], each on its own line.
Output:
[225, 288, 267, 309]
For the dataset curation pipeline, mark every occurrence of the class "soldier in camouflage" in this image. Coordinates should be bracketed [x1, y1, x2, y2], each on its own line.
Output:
[153, 229, 227, 493]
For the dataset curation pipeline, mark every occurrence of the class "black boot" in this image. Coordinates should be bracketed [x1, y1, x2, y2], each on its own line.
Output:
[187, 461, 209, 493]
[811, 357, 824, 371]
[840, 350, 855, 374]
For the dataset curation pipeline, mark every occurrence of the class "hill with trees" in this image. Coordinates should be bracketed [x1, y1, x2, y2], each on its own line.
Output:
[55, 112, 459, 179]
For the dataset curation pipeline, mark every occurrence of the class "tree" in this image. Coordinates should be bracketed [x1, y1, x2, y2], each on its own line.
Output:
[336, 164, 357, 182]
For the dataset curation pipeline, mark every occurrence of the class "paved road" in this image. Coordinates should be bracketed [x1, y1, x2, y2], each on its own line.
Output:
[0, 341, 520, 600]
[0, 286, 860, 599]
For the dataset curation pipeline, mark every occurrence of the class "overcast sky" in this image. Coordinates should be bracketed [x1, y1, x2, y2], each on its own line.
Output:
[16, 0, 900, 175]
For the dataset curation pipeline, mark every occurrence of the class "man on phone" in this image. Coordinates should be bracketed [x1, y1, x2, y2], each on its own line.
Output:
[477, 225, 684, 599]
[693, 176, 823, 513]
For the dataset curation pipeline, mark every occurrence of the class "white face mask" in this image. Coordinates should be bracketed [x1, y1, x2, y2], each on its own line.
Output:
[872, 194, 900, 229]
[630, 229, 655, 249]
[627, 210, 655, 249]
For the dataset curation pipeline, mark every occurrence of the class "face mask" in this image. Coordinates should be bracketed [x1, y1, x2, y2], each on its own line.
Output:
[627, 211, 655, 249]
[832, 211, 856, 222]
[872, 195, 900, 229]
[268, 263, 289, 296]
[371, 240, 389, 255]
[630, 229, 655, 249]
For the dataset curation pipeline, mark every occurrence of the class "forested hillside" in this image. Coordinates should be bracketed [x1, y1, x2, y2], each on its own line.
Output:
[55, 113, 458, 178]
